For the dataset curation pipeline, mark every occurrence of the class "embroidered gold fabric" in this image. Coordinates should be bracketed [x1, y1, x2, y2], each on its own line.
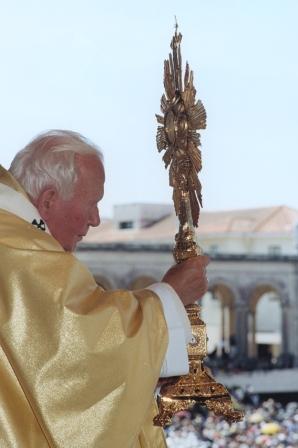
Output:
[0, 167, 168, 447]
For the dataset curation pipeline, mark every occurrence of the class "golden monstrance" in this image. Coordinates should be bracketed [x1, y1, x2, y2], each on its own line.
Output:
[153, 23, 244, 427]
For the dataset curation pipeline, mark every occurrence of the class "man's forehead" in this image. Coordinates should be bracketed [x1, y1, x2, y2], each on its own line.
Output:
[76, 154, 105, 181]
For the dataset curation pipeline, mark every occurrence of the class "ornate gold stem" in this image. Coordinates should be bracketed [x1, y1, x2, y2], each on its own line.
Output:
[154, 227, 244, 426]
[153, 23, 244, 427]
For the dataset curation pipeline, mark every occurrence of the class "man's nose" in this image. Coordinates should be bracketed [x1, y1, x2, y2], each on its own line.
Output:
[89, 208, 100, 227]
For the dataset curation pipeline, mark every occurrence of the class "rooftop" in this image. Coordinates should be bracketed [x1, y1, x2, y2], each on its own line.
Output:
[82, 204, 298, 245]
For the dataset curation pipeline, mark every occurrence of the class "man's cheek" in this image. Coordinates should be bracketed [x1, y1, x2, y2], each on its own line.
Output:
[75, 212, 87, 226]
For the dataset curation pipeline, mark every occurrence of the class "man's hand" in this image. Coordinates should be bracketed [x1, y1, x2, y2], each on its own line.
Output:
[162, 255, 209, 306]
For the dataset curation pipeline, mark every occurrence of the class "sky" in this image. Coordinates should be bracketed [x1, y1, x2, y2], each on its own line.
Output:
[0, 0, 297, 218]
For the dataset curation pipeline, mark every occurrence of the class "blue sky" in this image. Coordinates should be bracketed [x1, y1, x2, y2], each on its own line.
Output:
[1, 0, 297, 217]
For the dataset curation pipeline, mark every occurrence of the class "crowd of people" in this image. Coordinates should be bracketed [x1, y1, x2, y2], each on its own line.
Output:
[205, 337, 294, 373]
[165, 397, 298, 447]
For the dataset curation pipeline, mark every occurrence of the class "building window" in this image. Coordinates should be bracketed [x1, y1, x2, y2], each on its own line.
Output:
[119, 221, 134, 229]
[268, 245, 281, 256]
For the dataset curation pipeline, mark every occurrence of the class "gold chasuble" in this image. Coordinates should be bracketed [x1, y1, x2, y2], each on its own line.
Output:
[0, 166, 168, 447]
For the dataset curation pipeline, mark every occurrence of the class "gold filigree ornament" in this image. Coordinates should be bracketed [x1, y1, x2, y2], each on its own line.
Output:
[153, 23, 244, 427]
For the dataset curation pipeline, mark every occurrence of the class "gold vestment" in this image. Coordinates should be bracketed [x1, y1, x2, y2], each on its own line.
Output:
[0, 167, 168, 447]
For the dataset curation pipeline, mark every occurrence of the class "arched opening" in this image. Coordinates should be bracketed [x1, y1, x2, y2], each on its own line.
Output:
[129, 276, 157, 290]
[249, 285, 282, 365]
[201, 291, 221, 354]
[201, 283, 236, 358]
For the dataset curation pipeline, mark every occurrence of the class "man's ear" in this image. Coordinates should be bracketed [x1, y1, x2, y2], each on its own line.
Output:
[34, 188, 58, 219]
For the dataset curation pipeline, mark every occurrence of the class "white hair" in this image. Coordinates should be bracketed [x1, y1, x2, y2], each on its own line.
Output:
[9, 129, 104, 200]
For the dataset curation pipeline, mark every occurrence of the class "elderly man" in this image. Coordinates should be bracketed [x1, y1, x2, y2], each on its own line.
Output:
[0, 130, 208, 448]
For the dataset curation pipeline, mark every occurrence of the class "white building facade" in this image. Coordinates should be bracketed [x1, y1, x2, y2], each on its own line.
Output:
[77, 204, 298, 367]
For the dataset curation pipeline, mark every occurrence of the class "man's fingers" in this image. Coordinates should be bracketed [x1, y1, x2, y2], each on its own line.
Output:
[197, 276, 209, 299]
[163, 253, 210, 306]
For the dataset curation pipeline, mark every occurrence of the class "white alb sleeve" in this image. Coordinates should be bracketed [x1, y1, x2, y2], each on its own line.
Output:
[148, 282, 192, 378]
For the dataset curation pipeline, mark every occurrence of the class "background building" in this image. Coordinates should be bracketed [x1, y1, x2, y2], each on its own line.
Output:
[77, 204, 298, 392]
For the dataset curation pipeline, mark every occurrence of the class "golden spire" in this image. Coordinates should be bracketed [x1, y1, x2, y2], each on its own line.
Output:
[156, 20, 206, 234]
